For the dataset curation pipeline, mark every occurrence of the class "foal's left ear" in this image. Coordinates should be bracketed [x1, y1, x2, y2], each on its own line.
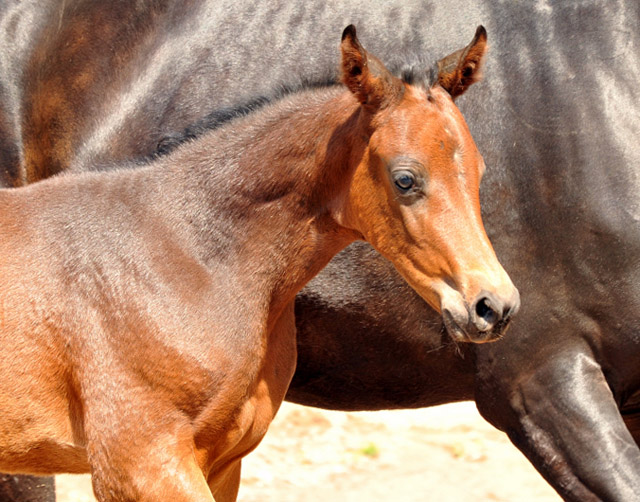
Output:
[341, 25, 403, 112]
[436, 26, 488, 100]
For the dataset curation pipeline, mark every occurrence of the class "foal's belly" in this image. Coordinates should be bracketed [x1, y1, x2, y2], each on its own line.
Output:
[0, 353, 89, 475]
[0, 438, 89, 475]
[0, 304, 87, 474]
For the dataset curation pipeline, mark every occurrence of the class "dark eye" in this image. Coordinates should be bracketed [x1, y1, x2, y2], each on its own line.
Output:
[393, 170, 416, 193]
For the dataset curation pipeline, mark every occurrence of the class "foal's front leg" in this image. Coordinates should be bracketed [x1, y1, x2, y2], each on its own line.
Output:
[82, 387, 214, 502]
[88, 421, 214, 502]
[208, 303, 298, 502]
[208, 460, 241, 502]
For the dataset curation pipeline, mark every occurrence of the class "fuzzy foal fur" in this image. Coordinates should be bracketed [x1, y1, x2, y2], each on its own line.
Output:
[0, 27, 515, 501]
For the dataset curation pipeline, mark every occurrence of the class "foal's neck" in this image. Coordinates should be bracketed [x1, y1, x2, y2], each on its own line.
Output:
[165, 88, 365, 319]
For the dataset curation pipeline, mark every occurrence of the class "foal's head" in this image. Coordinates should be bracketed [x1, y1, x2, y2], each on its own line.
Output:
[338, 26, 519, 343]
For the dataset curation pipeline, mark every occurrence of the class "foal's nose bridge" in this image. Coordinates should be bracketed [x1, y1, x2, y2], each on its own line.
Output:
[470, 290, 521, 334]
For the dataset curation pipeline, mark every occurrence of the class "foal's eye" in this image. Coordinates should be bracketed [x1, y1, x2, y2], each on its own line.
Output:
[393, 170, 416, 193]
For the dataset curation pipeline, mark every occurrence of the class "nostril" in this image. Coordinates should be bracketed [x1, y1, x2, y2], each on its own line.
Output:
[474, 297, 500, 330]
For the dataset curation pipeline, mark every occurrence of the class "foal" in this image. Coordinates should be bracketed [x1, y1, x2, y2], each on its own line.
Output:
[0, 26, 518, 501]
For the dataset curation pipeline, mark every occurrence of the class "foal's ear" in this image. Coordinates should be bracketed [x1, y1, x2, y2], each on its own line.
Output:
[436, 26, 488, 99]
[341, 25, 403, 111]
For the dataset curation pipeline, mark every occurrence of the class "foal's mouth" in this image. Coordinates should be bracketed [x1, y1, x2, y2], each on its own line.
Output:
[442, 308, 513, 344]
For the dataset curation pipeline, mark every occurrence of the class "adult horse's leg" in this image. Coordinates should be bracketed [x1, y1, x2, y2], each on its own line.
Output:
[622, 407, 640, 448]
[0, 476, 54, 502]
[476, 343, 640, 501]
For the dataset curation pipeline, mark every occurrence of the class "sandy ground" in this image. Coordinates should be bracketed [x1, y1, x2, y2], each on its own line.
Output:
[56, 402, 561, 501]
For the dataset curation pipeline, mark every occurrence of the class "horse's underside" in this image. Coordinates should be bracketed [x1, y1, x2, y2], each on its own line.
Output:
[1, 1, 640, 501]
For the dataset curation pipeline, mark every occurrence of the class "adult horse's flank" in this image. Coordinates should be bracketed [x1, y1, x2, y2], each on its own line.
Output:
[0, 28, 516, 501]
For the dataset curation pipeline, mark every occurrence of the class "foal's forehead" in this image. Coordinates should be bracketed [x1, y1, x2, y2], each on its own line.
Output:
[389, 85, 476, 151]
[406, 86, 467, 128]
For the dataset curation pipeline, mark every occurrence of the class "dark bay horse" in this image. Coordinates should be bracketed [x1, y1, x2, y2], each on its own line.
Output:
[2, 1, 640, 500]
[0, 26, 515, 501]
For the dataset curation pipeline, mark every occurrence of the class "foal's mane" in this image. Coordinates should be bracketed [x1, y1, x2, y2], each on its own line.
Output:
[154, 79, 336, 158]
[152, 65, 437, 159]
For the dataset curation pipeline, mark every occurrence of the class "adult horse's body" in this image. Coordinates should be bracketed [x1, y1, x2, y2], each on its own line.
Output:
[0, 26, 514, 501]
[1, 1, 640, 500]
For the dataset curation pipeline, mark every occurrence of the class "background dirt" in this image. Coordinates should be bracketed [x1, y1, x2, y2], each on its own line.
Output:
[56, 402, 561, 501]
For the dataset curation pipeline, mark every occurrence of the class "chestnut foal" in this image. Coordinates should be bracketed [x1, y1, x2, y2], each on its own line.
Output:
[0, 27, 518, 501]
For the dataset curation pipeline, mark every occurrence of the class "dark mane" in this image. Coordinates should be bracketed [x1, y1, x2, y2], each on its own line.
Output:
[400, 63, 440, 89]
[154, 79, 338, 158]
[153, 66, 438, 158]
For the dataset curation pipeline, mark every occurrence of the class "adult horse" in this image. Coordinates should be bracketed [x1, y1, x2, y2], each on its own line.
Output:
[1, 0, 639, 501]
[0, 26, 515, 501]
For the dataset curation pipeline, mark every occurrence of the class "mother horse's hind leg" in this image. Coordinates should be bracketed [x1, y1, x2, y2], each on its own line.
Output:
[0, 475, 55, 502]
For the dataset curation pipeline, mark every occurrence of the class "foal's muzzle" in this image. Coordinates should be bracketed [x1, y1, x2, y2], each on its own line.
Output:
[442, 288, 520, 343]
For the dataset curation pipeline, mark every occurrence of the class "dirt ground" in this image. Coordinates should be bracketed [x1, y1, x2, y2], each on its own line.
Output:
[56, 402, 561, 501]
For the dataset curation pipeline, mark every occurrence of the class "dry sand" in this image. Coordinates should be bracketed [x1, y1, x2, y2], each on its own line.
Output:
[56, 401, 560, 501]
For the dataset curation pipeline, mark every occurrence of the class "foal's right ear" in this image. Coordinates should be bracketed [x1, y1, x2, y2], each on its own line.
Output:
[341, 25, 403, 112]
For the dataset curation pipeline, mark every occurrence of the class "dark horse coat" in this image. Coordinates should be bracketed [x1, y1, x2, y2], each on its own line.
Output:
[1, 1, 639, 500]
